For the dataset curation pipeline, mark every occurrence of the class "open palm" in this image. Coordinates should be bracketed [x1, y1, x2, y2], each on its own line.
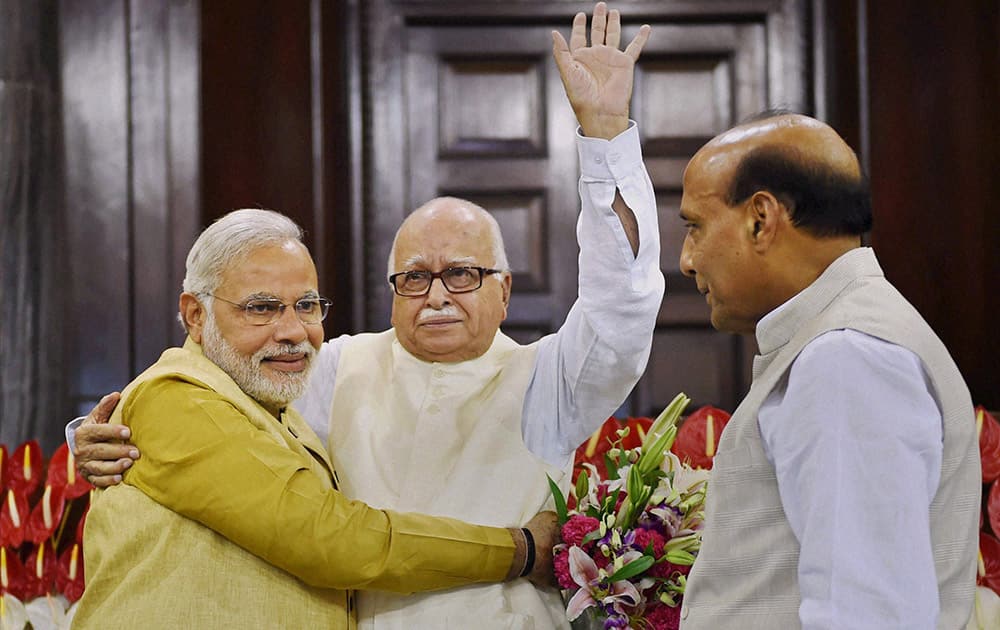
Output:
[553, 3, 650, 138]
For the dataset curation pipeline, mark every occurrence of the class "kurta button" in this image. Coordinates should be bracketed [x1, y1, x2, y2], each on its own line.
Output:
[594, 156, 603, 164]
[427, 404, 440, 414]
[680, 605, 689, 619]
[432, 368, 445, 378]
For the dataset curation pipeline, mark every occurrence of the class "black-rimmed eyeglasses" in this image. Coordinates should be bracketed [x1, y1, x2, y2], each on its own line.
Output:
[205, 294, 331, 325]
[388, 266, 502, 297]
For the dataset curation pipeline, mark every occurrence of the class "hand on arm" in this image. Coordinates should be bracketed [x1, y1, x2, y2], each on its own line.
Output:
[505, 511, 560, 587]
[73, 392, 141, 487]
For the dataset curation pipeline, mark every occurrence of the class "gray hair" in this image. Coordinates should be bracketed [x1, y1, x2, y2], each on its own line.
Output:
[183, 208, 305, 298]
[386, 197, 510, 277]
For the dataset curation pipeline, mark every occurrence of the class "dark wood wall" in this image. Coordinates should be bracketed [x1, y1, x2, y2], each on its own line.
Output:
[866, 0, 1000, 408]
[2, 0, 996, 447]
[201, 0, 354, 337]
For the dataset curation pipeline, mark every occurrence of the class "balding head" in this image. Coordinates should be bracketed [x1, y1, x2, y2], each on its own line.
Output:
[691, 113, 870, 237]
[388, 197, 509, 276]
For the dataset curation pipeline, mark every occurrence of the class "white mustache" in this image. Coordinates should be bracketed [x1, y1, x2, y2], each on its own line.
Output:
[417, 305, 460, 324]
[255, 341, 317, 361]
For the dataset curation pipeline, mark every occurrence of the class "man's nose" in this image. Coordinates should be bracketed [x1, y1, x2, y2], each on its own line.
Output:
[679, 236, 696, 278]
[272, 305, 309, 344]
[424, 276, 453, 307]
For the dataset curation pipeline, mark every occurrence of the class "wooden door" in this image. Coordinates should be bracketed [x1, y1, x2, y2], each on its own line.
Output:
[360, 0, 816, 414]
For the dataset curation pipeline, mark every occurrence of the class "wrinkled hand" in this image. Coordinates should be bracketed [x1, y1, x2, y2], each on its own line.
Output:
[552, 2, 650, 139]
[74, 392, 139, 487]
[523, 511, 561, 588]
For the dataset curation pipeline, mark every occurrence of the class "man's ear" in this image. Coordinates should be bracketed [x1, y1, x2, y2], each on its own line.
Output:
[499, 272, 513, 320]
[179, 293, 206, 343]
[746, 190, 784, 252]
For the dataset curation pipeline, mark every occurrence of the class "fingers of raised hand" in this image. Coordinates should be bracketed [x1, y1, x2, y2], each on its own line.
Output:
[569, 11, 587, 52]
[624, 23, 651, 61]
[590, 2, 608, 47]
[605, 9, 622, 49]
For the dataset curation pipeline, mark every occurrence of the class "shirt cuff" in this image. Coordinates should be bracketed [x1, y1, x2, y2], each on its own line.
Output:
[65, 416, 86, 453]
[575, 121, 642, 181]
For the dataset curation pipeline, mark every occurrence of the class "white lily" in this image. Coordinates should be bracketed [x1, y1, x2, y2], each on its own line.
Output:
[24, 594, 71, 630]
[966, 586, 1000, 630]
[1, 593, 28, 630]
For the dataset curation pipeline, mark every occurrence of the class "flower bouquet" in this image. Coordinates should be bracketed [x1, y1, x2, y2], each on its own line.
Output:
[1, 440, 92, 629]
[549, 393, 709, 630]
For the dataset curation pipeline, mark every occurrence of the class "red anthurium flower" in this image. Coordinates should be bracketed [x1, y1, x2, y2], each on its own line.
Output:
[46, 443, 92, 500]
[671, 406, 731, 470]
[25, 485, 66, 545]
[21, 543, 57, 600]
[574, 417, 654, 480]
[0, 490, 29, 548]
[979, 407, 1000, 484]
[0, 546, 28, 600]
[5, 441, 42, 497]
[55, 542, 85, 603]
[987, 481, 1000, 541]
[978, 532, 1000, 595]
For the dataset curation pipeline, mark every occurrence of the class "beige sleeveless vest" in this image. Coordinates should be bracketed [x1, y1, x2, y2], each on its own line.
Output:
[328, 330, 571, 629]
[75, 339, 352, 629]
[681, 250, 979, 629]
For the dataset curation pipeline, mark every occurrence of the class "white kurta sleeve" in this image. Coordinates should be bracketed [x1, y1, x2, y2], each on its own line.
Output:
[292, 334, 351, 449]
[759, 329, 943, 630]
[522, 123, 664, 467]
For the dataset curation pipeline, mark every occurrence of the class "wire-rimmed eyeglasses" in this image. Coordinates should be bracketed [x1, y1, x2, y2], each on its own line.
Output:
[387, 266, 502, 297]
[205, 293, 331, 325]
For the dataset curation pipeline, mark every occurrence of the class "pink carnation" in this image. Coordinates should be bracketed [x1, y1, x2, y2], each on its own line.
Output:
[561, 515, 601, 547]
[644, 601, 681, 630]
[632, 528, 666, 558]
[554, 549, 575, 589]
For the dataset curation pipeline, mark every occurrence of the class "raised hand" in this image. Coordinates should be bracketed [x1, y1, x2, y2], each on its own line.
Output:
[552, 2, 651, 139]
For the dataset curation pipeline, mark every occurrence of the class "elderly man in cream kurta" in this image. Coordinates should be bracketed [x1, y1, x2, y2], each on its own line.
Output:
[291, 7, 662, 628]
[71, 4, 663, 629]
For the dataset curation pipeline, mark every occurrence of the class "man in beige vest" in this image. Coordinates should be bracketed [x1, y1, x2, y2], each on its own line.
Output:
[674, 112, 979, 629]
[72, 209, 558, 628]
[70, 4, 664, 628]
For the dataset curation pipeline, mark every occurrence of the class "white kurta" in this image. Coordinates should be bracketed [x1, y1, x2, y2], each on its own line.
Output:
[330, 330, 569, 629]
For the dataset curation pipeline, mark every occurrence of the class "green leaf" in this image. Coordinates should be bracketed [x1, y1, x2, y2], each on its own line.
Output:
[575, 470, 589, 503]
[581, 528, 604, 545]
[604, 452, 619, 481]
[608, 554, 655, 582]
[547, 474, 568, 524]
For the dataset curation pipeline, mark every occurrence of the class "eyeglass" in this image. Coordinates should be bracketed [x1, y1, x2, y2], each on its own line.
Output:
[388, 266, 502, 297]
[205, 294, 332, 325]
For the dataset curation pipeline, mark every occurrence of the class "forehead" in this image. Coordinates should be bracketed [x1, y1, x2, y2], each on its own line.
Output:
[218, 241, 318, 297]
[680, 147, 738, 216]
[394, 209, 494, 269]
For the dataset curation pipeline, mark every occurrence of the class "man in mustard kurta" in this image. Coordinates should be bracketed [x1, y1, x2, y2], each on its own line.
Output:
[72, 209, 555, 629]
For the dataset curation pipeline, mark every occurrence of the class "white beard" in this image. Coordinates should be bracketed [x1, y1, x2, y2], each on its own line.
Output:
[200, 313, 316, 409]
